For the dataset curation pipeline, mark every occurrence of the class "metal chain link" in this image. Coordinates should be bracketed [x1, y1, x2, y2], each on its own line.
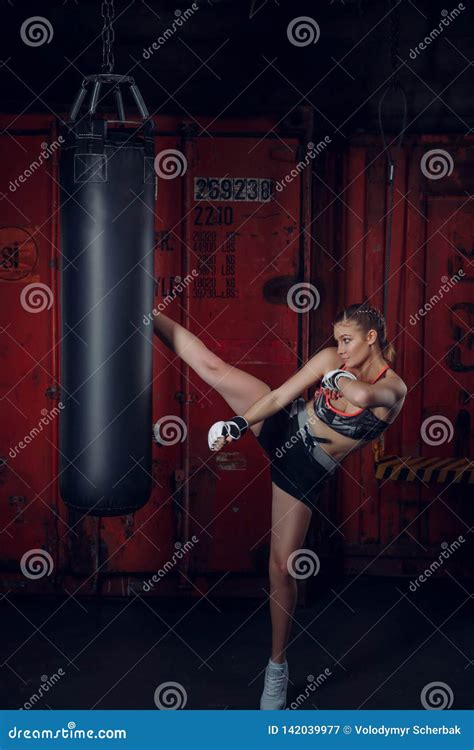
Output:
[101, 0, 115, 74]
[389, 0, 400, 88]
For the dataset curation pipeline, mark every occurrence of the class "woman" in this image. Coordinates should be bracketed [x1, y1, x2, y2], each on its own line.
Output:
[153, 303, 407, 710]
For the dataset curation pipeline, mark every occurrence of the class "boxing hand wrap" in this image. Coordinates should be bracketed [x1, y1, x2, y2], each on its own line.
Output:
[321, 368, 357, 392]
[208, 415, 249, 451]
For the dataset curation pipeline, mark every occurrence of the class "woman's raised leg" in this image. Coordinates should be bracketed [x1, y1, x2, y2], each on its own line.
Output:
[153, 312, 271, 436]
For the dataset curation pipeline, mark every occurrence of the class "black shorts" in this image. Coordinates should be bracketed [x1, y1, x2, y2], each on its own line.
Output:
[256, 399, 337, 511]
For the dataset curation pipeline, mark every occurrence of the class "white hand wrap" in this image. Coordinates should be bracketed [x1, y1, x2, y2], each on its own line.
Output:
[321, 368, 357, 392]
[208, 416, 249, 451]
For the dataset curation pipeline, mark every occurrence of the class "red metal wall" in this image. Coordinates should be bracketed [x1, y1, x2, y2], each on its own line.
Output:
[312, 135, 472, 579]
[1, 119, 471, 595]
[0, 112, 315, 596]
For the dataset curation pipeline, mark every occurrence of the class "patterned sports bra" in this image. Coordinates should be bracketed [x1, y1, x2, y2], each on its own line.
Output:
[313, 363, 391, 441]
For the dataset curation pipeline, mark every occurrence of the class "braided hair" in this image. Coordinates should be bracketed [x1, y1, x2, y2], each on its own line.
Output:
[334, 303, 396, 364]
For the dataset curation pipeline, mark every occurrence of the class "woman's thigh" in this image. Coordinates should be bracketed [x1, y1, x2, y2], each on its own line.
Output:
[270, 482, 313, 568]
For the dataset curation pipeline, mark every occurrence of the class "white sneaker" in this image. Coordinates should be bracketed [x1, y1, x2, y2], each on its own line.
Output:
[259, 659, 289, 710]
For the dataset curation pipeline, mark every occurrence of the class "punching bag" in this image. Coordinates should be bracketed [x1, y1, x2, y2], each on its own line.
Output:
[58, 75, 156, 516]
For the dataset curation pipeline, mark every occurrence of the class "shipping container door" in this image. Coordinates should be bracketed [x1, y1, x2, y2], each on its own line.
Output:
[183, 134, 306, 580]
[0, 122, 59, 592]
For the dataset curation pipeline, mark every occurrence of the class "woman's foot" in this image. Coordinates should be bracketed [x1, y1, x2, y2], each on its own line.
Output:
[259, 658, 289, 710]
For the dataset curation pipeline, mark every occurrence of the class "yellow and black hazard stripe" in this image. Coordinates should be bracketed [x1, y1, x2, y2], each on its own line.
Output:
[375, 455, 474, 484]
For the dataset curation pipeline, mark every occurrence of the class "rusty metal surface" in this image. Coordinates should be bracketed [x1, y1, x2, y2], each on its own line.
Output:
[323, 136, 473, 577]
[0, 113, 314, 595]
[1, 118, 471, 594]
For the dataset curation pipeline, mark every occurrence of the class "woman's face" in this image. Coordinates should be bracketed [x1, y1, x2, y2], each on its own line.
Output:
[333, 321, 374, 368]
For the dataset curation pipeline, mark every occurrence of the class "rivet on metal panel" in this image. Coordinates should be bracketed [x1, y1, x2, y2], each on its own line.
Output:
[180, 122, 198, 139]
[45, 385, 60, 400]
[8, 495, 27, 520]
[174, 390, 197, 404]
[174, 469, 185, 485]
[262, 275, 298, 304]
[121, 513, 135, 539]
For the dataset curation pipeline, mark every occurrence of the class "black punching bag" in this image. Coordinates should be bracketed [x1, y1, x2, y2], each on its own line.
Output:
[59, 93, 156, 516]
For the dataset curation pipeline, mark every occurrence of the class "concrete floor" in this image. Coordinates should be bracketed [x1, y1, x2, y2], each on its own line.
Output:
[1, 576, 472, 710]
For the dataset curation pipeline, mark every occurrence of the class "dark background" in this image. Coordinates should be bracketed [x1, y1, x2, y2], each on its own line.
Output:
[0, 0, 472, 142]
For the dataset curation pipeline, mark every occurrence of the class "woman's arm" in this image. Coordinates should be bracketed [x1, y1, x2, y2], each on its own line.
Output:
[338, 377, 407, 410]
[241, 347, 339, 427]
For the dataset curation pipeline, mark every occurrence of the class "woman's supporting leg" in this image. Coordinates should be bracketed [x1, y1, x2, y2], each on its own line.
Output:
[153, 312, 271, 436]
[268, 483, 313, 663]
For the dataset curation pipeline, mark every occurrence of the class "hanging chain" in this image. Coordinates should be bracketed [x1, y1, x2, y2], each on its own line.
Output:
[389, 0, 401, 88]
[101, 0, 115, 74]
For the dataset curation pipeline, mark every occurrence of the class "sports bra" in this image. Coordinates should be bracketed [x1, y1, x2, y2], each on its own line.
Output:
[313, 363, 391, 441]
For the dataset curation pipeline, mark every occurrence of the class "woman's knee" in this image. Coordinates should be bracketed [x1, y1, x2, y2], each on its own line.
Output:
[269, 554, 294, 581]
[196, 353, 227, 387]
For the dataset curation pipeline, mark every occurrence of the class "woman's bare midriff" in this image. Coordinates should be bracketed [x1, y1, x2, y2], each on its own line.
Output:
[304, 397, 395, 463]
